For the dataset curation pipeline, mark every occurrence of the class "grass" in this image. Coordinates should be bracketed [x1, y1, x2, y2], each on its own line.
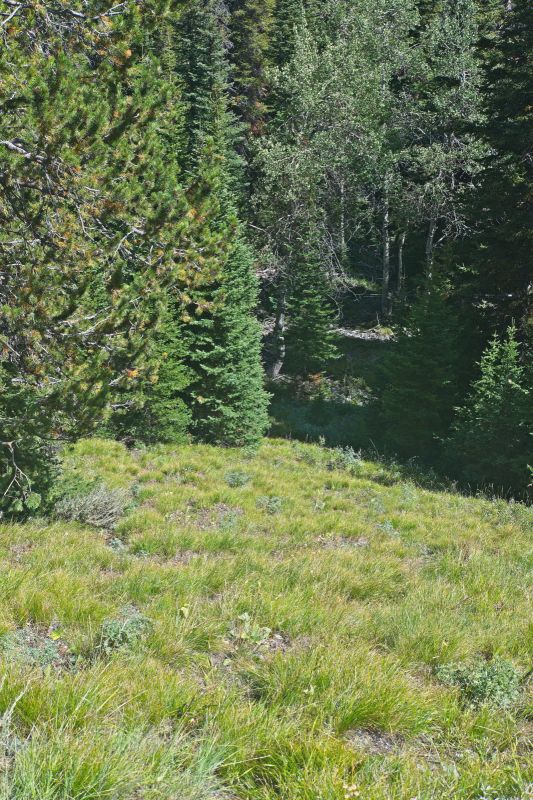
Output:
[0, 437, 531, 799]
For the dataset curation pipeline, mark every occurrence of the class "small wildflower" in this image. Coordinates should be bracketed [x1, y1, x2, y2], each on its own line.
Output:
[343, 783, 361, 799]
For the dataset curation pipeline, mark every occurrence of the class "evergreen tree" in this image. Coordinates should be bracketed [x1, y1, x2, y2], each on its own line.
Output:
[473, 0, 533, 328]
[0, 2, 220, 513]
[378, 290, 463, 459]
[270, 0, 305, 68]
[448, 325, 532, 497]
[227, 0, 275, 132]
[106, 304, 191, 445]
[175, 0, 269, 444]
[187, 235, 269, 446]
[284, 249, 340, 376]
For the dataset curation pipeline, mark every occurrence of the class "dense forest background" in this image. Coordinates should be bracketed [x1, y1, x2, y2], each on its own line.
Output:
[1, 0, 532, 515]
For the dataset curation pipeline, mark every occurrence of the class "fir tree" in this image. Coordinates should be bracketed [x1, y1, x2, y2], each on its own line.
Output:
[270, 0, 305, 68]
[187, 235, 269, 446]
[175, 0, 269, 445]
[448, 325, 532, 497]
[378, 290, 462, 459]
[475, 0, 533, 328]
[227, 0, 274, 132]
[285, 250, 339, 376]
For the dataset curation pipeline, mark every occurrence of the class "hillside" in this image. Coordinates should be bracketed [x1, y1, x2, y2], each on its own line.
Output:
[0, 439, 531, 800]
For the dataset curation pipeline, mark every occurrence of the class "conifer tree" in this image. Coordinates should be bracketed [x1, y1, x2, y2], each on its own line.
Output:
[0, 2, 220, 513]
[474, 0, 533, 328]
[227, 0, 274, 132]
[270, 0, 305, 68]
[284, 250, 340, 376]
[378, 290, 462, 459]
[448, 326, 532, 497]
[173, 0, 269, 444]
[186, 233, 269, 446]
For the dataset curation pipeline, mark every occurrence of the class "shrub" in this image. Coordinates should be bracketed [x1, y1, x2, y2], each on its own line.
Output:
[256, 495, 283, 514]
[54, 483, 131, 529]
[224, 471, 251, 487]
[435, 657, 521, 708]
[96, 608, 152, 657]
[0, 627, 66, 669]
[328, 446, 363, 473]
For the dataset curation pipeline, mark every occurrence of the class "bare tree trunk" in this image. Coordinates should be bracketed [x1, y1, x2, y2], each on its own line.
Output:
[425, 217, 436, 278]
[269, 281, 287, 380]
[381, 187, 391, 318]
[398, 230, 406, 296]
[339, 178, 347, 264]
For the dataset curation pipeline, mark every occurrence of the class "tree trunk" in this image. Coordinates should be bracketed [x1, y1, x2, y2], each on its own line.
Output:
[339, 178, 347, 264]
[381, 188, 391, 318]
[269, 281, 287, 379]
[425, 217, 437, 278]
[398, 230, 406, 296]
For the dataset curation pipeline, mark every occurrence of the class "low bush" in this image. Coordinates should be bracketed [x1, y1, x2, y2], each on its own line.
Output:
[54, 483, 131, 529]
[96, 608, 152, 657]
[435, 657, 521, 708]
[224, 471, 251, 488]
[256, 495, 283, 515]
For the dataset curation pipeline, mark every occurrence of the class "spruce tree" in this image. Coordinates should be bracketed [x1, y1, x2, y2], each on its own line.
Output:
[378, 290, 462, 459]
[270, 0, 305, 68]
[227, 0, 275, 132]
[284, 249, 340, 376]
[475, 0, 533, 328]
[448, 326, 532, 497]
[175, 0, 269, 445]
[186, 235, 269, 446]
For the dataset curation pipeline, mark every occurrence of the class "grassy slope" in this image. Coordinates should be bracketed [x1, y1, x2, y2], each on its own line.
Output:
[0, 438, 531, 800]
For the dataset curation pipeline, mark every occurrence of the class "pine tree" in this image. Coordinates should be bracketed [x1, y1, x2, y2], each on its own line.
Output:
[448, 325, 532, 497]
[0, 2, 220, 514]
[378, 290, 463, 459]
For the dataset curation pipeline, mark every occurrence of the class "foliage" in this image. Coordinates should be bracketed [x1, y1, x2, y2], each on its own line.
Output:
[96, 608, 152, 657]
[255, 494, 283, 514]
[0, 369, 58, 518]
[448, 325, 532, 498]
[328, 446, 364, 474]
[0, 626, 67, 670]
[224, 471, 251, 487]
[435, 658, 522, 709]
[284, 252, 340, 376]
[54, 482, 131, 529]
[106, 305, 192, 446]
[186, 235, 269, 446]
[378, 291, 463, 459]
[0, 1, 223, 515]
[2, 0, 532, 506]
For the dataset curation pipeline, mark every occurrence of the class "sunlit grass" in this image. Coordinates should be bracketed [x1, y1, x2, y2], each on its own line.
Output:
[0, 438, 531, 799]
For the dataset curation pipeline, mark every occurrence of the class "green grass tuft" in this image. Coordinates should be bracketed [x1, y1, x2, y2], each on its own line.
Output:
[0, 438, 531, 799]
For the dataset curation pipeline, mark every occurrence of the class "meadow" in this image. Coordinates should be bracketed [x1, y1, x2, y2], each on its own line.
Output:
[0, 438, 531, 800]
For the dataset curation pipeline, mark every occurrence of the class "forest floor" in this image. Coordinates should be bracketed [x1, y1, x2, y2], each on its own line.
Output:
[0, 438, 531, 800]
